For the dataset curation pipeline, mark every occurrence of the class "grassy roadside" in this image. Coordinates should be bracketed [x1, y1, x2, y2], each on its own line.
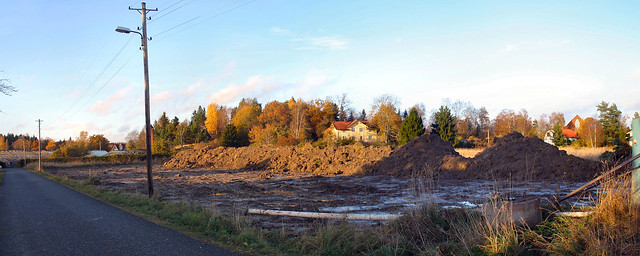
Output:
[27, 165, 640, 255]
[29, 169, 285, 255]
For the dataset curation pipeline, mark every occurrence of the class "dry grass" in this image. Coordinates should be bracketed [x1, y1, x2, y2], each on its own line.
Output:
[456, 147, 611, 161]
[543, 175, 640, 255]
[557, 146, 611, 161]
[455, 148, 485, 158]
[0, 150, 51, 162]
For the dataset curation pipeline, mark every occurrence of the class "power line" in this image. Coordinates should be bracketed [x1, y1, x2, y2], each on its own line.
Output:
[56, 36, 134, 120]
[149, 0, 195, 23]
[155, 0, 185, 15]
[67, 52, 137, 119]
[152, 0, 255, 41]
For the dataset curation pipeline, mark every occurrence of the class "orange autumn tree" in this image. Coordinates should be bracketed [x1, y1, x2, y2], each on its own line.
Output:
[0, 135, 9, 150]
[578, 117, 605, 147]
[250, 100, 292, 145]
[45, 139, 58, 151]
[231, 99, 262, 146]
[205, 103, 229, 139]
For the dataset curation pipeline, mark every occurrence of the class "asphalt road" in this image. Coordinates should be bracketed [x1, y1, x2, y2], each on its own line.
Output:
[0, 168, 241, 256]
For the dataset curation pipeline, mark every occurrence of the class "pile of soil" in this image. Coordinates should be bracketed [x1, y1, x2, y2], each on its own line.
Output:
[464, 132, 602, 181]
[163, 144, 392, 176]
[164, 132, 603, 181]
[363, 134, 468, 176]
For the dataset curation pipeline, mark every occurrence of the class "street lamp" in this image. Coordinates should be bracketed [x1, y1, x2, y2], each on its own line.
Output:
[116, 2, 156, 197]
[115, 26, 138, 35]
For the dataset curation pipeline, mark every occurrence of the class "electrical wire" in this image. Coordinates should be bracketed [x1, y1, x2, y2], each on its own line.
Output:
[56, 36, 134, 120]
[67, 52, 138, 119]
[149, 0, 195, 23]
[152, 0, 254, 41]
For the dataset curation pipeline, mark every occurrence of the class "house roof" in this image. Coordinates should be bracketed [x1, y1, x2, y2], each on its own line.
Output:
[332, 121, 355, 130]
[331, 120, 372, 131]
[564, 115, 583, 132]
[562, 128, 578, 139]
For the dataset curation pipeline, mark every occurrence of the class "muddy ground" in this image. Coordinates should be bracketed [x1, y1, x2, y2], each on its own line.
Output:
[42, 133, 603, 231]
[45, 163, 594, 231]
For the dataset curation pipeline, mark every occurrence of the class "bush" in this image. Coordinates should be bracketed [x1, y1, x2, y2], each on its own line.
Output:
[51, 142, 88, 158]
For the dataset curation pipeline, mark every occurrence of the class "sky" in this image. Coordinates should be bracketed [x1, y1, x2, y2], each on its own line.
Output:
[1, 0, 639, 142]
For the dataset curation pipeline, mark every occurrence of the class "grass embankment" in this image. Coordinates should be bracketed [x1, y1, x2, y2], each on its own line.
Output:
[30, 163, 639, 255]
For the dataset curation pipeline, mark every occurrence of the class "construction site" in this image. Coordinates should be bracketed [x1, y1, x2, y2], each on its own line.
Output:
[42, 132, 618, 231]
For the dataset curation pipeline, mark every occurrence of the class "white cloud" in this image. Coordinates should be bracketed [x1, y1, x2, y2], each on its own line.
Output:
[293, 36, 349, 50]
[501, 44, 517, 52]
[67, 90, 81, 99]
[151, 91, 172, 104]
[629, 67, 640, 81]
[181, 61, 235, 99]
[270, 27, 290, 34]
[296, 72, 331, 95]
[209, 75, 271, 105]
[500, 39, 570, 53]
[89, 87, 131, 115]
[425, 73, 605, 119]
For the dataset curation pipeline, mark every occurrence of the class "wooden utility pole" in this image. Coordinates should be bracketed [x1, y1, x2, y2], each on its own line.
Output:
[36, 119, 42, 171]
[129, 2, 157, 197]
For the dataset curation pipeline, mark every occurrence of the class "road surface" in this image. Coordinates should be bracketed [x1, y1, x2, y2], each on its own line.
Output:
[0, 168, 240, 255]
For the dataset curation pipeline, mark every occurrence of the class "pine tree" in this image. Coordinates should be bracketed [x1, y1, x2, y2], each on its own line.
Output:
[552, 122, 567, 146]
[431, 106, 457, 144]
[222, 124, 241, 147]
[399, 108, 425, 145]
[596, 101, 623, 146]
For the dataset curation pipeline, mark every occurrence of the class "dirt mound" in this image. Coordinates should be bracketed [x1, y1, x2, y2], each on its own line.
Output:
[163, 144, 392, 176]
[363, 134, 468, 176]
[464, 132, 602, 181]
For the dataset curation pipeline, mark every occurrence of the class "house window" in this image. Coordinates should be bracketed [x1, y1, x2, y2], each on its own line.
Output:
[368, 135, 372, 140]
[350, 128, 355, 132]
[359, 128, 363, 132]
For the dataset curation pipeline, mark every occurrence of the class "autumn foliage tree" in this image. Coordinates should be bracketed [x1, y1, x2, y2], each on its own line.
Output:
[88, 134, 110, 151]
[370, 94, 402, 144]
[0, 136, 9, 150]
[578, 117, 604, 147]
[250, 101, 292, 145]
[205, 103, 229, 139]
[45, 139, 58, 151]
[288, 98, 309, 142]
[232, 99, 262, 146]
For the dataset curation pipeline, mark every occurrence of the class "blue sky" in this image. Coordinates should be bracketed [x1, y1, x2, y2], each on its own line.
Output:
[1, 0, 639, 142]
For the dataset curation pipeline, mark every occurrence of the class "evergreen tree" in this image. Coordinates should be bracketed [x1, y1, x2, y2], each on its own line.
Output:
[222, 124, 241, 147]
[596, 101, 623, 146]
[188, 106, 209, 143]
[399, 108, 425, 145]
[431, 106, 457, 145]
[359, 109, 367, 120]
[552, 122, 567, 146]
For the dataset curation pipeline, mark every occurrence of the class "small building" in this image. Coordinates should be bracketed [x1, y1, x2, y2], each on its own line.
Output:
[110, 143, 127, 152]
[327, 120, 382, 143]
[543, 115, 583, 145]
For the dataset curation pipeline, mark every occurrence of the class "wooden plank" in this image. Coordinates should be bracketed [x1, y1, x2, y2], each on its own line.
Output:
[247, 209, 401, 220]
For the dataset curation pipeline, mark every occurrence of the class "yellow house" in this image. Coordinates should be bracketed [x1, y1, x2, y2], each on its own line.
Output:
[327, 120, 381, 143]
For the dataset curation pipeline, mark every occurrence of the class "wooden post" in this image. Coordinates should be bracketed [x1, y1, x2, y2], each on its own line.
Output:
[631, 118, 639, 206]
